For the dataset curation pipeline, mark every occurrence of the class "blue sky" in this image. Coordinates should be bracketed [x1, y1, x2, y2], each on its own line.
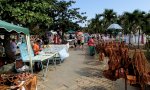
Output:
[67, 0, 150, 26]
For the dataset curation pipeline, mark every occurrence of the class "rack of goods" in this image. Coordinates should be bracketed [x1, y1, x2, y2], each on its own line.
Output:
[96, 41, 150, 90]
[131, 50, 150, 89]
[0, 72, 37, 90]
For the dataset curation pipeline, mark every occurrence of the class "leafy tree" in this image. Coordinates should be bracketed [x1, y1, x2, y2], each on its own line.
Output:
[50, 0, 86, 42]
[88, 9, 117, 34]
[0, 0, 55, 33]
[0, 0, 86, 37]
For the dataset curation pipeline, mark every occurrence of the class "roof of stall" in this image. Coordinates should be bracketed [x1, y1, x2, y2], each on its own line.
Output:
[0, 20, 29, 35]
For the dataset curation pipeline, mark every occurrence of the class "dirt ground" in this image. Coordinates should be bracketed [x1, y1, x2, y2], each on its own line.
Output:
[37, 46, 140, 90]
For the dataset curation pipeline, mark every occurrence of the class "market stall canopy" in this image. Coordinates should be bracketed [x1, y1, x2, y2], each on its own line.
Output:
[107, 23, 123, 30]
[0, 20, 29, 35]
[0, 20, 33, 73]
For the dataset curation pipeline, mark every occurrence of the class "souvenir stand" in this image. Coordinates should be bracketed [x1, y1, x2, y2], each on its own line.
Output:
[96, 41, 150, 90]
[0, 20, 37, 90]
[42, 43, 69, 63]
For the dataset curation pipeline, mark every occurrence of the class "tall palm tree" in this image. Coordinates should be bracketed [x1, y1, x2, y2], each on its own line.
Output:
[132, 10, 145, 47]
[121, 10, 146, 46]
[120, 12, 135, 44]
[141, 12, 150, 34]
[88, 14, 102, 33]
[101, 9, 117, 34]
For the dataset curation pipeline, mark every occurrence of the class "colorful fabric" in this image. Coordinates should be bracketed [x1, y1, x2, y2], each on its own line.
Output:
[89, 46, 95, 56]
[88, 38, 94, 46]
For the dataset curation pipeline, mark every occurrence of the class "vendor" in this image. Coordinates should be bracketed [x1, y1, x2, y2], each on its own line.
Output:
[10, 39, 17, 55]
[4, 38, 17, 63]
[33, 40, 41, 55]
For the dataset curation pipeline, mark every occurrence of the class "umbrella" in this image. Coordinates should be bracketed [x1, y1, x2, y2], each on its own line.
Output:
[107, 23, 122, 30]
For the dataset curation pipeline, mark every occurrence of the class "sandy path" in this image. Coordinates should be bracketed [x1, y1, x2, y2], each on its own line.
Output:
[37, 47, 139, 90]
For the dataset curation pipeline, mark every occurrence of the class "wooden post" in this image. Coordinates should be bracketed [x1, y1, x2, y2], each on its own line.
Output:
[138, 28, 140, 49]
[125, 77, 127, 90]
[124, 69, 127, 90]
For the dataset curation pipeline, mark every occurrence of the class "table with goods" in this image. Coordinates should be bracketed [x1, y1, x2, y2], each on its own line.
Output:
[96, 41, 150, 90]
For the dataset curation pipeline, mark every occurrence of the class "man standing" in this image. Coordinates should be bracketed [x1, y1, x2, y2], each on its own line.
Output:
[9, 39, 17, 62]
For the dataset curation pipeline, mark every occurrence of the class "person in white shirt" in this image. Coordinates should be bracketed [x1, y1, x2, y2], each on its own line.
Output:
[5, 38, 17, 63]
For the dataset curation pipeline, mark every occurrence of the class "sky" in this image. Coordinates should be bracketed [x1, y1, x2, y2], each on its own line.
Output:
[67, 0, 150, 26]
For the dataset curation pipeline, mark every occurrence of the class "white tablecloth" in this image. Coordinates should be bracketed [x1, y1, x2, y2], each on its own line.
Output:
[42, 44, 69, 61]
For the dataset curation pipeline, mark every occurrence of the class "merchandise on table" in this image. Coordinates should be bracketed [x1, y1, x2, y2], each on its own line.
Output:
[0, 72, 36, 90]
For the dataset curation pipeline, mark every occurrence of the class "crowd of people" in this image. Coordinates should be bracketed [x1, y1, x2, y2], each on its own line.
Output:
[2, 30, 146, 63]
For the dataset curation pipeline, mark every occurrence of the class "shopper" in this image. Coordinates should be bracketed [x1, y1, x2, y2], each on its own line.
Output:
[80, 35, 84, 50]
[88, 37, 95, 56]
[74, 36, 77, 49]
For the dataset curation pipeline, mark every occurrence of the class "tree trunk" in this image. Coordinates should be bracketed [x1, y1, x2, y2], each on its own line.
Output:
[135, 35, 136, 44]
[138, 29, 140, 49]
[129, 34, 131, 45]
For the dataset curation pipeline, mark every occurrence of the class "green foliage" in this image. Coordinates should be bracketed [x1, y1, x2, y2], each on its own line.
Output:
[0, 0, 54, 34]
[0, 0, 86, 35]
[87, 9, 150, 35]
[49, 0, 86, 32]
[88, 9, 117, 34]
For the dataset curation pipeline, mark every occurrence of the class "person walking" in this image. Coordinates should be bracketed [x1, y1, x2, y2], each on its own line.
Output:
[74, 36, 77, 49]
[80, 35, 84, 50]
[87, 37, 95, 56]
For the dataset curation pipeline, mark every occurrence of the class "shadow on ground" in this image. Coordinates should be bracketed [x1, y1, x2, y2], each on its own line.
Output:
[84, 53, 104, 66]
[76, 67, 103, 78]
[84, 59, 103, 66]
[80, 86, 107, 90]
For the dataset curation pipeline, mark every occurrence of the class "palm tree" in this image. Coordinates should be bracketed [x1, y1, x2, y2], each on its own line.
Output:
[121, 10, 146, 48]
[119, 12, 133, 44]
[101, 9, 117, 34]
[132, 10, 146, 48]
[88, 14, 102, 33]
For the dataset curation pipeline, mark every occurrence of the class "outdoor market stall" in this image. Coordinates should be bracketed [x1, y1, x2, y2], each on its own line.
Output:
[0, 20, 33, 72]
[96, 41, 150, 90]
[0, 73, 37, 90]
[42, 43, 69, 61]
[18, 43, 58, 80]
[0, 20, 37, 89]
